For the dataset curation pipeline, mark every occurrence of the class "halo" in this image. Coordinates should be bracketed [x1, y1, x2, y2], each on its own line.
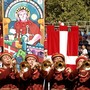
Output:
[5, 0, 43, 21]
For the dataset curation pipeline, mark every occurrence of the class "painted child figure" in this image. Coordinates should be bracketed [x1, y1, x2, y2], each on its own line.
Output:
[14, 6, 41, 45]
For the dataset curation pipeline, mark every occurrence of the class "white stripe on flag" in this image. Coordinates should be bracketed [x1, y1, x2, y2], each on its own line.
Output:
[66, 56, 78, 65]
[4, 46, 15, 53]
[59, 31, 77, 65]
[59, 31, 68, 56]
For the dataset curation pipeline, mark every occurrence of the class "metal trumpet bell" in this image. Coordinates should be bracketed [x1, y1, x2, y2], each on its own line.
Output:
[54, 61, 66, 72]
[41, 60, 52, 72]
[81, 60, 90, 71]
[20, 61, 30, 72]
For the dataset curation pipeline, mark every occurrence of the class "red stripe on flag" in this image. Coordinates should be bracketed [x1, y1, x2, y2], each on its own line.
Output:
[67, 26, 79, 56]
[4, 44, 18, 54]
[47, 25, 59, 55]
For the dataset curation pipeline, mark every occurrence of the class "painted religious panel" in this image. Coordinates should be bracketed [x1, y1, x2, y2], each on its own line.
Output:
[3, 0, 45, 69]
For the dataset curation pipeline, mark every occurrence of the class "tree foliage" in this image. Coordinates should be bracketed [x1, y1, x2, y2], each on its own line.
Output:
[45, 0, 90, 23]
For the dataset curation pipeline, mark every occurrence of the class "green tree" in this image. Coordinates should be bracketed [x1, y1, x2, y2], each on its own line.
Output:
[45, 0, 90, 24]
[0, 1, 2, 22]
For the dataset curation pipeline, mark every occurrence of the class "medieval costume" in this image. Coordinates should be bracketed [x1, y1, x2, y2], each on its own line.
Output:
[19, 54, 44, 90]
[0, 52, 19, 90]
[68, 56, 90, 90]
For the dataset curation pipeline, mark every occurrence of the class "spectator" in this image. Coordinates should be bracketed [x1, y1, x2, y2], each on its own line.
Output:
[83, 30, 88, 39]
[87, 45, 90, 58]
[78, 46, 82, 56]
[79, 31, 83, 42]
[44, 50, 52, 62]
[86, 35, 90, 45]
[79, 37, 88, 46]
[80, 45, 88, 57]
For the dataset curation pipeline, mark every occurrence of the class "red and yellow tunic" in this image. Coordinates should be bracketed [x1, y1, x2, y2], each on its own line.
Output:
[14, 20, 41, 40]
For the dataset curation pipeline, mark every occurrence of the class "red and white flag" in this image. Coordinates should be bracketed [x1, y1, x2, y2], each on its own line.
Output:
[47, 25, 79, 70]
[4, 44, 18, 55]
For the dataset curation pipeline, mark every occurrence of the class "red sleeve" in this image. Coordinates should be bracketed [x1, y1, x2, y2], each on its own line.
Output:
[0, 68, 12, 80]
[14, 22, 20, 34]
[32, 70, 40, 80]
[28, 21, 41, 35]
[23, 68, 32, 80]
[40, 69, 54, 81]
[46, 69, 54, 81]
[68, 69, 78, 81]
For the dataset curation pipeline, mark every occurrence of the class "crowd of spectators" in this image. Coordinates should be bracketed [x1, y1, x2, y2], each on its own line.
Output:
[79, 30, 90, 58]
